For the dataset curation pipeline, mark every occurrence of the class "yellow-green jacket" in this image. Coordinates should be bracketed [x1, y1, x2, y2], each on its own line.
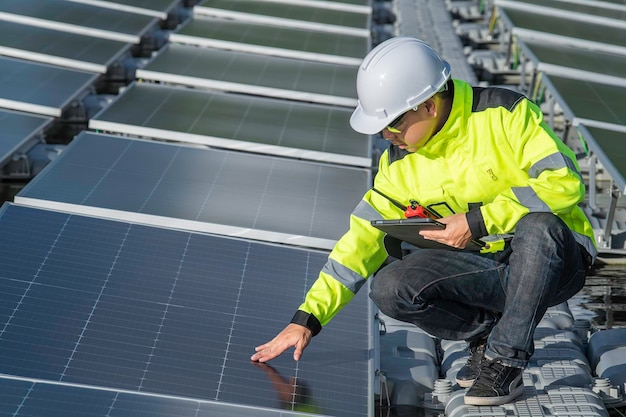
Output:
[291, 79, 597, 336]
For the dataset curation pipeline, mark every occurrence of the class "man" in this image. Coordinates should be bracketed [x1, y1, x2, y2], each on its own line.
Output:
[252, 36, 596, 406]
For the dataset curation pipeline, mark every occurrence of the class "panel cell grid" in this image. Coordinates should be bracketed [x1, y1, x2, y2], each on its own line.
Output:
[137, 43, 358, 107]
[89, 82, 370, 167]
[170, 15, 368, 64]
[0, 0, 158, 42]
[63, 0, 180, 18]
[0, 203, 372, 416]
[544, 75, 626, 127]
[0, 21, 130, 74]
[0, 109, 52, 167]
[316, 0, 369, 5]
[521, 40, 626, 80]
[16, 132, 371, 249]
[196, 0, 370, 30]
[499, 0, 626, 20]
[0, 56, 98, 117]
[499, 7, 626, 48]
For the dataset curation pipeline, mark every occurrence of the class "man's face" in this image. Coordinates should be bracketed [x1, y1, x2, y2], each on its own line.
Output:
[381, 100, 439, 152]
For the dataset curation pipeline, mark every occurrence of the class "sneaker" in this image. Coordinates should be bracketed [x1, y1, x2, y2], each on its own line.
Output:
[455, 337, 487, 388]
[464, 358, 524, 406]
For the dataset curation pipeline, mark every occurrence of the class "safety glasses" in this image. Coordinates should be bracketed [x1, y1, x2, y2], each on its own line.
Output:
[385, 106, 418, 134]
[385, 113, 406, 134]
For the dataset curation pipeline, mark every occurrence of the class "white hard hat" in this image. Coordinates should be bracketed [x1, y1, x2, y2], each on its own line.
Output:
[350, 37, 451, 135]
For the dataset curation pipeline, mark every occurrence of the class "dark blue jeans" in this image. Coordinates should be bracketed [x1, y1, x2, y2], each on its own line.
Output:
[370, 213, 588, 367]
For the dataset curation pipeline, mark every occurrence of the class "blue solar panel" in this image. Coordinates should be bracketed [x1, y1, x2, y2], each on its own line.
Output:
[0, 0, 158, 43]
[0, 109, 52, 167]
[88, 82, 370, 167]
[0, 203, 372, 416]
[0, 56, 98, 117]
[0, 375, 368, 417]
[16, 132, 371, 250]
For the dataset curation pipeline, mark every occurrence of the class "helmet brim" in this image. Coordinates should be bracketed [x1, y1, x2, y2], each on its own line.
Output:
[350, 103, 395, 135]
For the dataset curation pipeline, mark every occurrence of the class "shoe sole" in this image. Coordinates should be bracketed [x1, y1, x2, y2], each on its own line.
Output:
[455, 377, 474, 388]
[463, 384, 524, 406]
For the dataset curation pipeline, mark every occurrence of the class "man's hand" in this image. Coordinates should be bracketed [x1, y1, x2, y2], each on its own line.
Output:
[419, 213, 472, 248]
[251, 323, 312, 362]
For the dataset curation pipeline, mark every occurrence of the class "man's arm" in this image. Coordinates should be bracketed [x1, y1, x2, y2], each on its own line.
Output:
[251, 186, 398, 362]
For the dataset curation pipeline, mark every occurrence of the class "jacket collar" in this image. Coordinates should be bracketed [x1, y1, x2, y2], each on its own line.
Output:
[422, 79, 470, 152]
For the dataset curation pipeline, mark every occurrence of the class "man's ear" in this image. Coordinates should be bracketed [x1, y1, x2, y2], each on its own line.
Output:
[423, 98, 437, 117]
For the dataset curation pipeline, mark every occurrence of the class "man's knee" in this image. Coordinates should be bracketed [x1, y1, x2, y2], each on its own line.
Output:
[369, 269, 398, 307]
[516, 212, 568, 240]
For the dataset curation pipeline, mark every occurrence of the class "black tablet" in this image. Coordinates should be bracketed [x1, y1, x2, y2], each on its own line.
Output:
[371, 218, 484, 251]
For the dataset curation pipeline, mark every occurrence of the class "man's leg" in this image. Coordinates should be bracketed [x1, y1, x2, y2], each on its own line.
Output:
[466, 213, 588, 405]
[370, 246, 506, 390]
[370, 249, 506, 342]
[484, 212, 587, 365]
[370, 212, 588, 405]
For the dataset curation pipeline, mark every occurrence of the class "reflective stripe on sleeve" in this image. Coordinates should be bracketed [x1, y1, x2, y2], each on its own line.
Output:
[511, 186, 551, 212]
[529, 153, 582, 182]
[352, 198, 384, 221]
[321, 257, 368, 294]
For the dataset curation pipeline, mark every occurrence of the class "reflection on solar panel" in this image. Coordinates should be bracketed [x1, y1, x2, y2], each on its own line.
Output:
[0, 109, 52, 167]
[169, 15, 368, 66]
[16, 132, 371, 250]
[497, 6, 626, 53]
[0, 56, 98, 117]
[0, 20, 131, 74]
[62, 0, 180, 19]
[577, 125, 626, 193]
[89, 82, 371, 167]
[520, 40, 626, 86]
[542, 74, 626, 129]
[195, 0, 370, 37]
[136, 44, 358, 107]
[0, 0, 158, 43]
[0, 203, 373, 416]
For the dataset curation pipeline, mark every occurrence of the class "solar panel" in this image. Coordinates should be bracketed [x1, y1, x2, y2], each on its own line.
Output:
[577, 125, 626, 193]
[496, 0, 626, 23]
[61, 0, 181, 19]
[0, 0, 159, 43]
[194, 0, 370, 37]
[280, 0, 372, 14]
[136, 43, 358, 107]
[0, 203, 373, 416]
[0, 56, 99, 117]
[0, 20, 132, 74]
[311, 0, 371, 5]
[519, 40, 626, 86]
[15, 132, 371, 250]
[169, 15, 368, 66]
[497, 6, 626, 55]
[599, 0, 626, 6]
[541, 74, 626, 130]
[289, 0, 371, 7]
[89, 82, 371, 167]
[0, 109, 53, 167]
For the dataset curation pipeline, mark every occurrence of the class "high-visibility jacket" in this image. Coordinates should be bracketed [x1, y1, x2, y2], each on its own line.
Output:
[292, 79, 597, 335]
